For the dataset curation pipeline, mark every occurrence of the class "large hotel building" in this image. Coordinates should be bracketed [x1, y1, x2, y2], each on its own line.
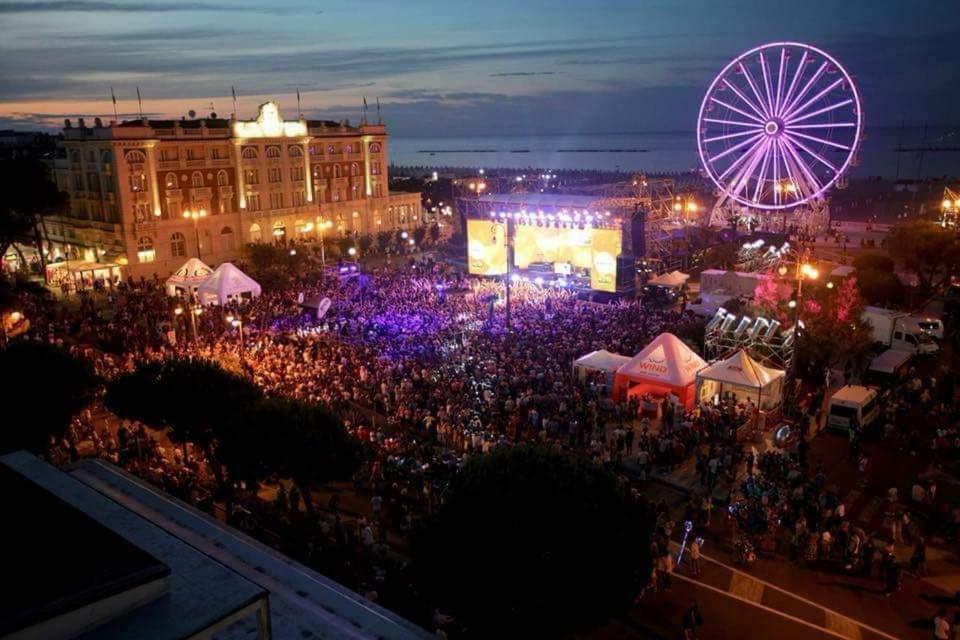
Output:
[49, 101, 423, 281]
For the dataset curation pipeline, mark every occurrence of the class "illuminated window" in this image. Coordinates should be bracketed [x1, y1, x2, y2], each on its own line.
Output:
[245, 169, 259, 185]
[269, 192, 283, 209]
[165, 173, 178, 189]
[293, 190, 305, 206]
[288, 145, 303, 158]
[333, 165, 341, 178]
[345, 143, 354, 154]
[265, 146, 281, 159]
[268, 167, 282, 183]
[371, 163, 380, 175]
[136, 236, 155, 263]
[170, 232, 186, 257]
[290, 166, 304, 181]
[129, 173, 146, 192]
[350, 163, 359, 177]
[246, 193, 261, 211]
[216, 170, 228, 186]
[125, 150, 146, 165]
[241, 147, 258, 160]
[191, 171, 203, 187]
[369, 142, 381, 153]
[249, 223, 262, 242]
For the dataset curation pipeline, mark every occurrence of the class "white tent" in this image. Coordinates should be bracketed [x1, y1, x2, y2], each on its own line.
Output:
[695, 350, 785, 410]
[196, 262, 262, 305]
[613, 333, 707, 407]
[165, 258, 214, 297]
[573, 349, 631, 386]
[648, 270, 690, 288]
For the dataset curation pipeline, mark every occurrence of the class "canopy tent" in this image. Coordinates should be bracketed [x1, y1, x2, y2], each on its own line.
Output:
[165, 258, 214, 297]
[573, 349, 631, 387]
[613, 333, 707, 408]
[647, 270, 690, 288]
[196, 262, 261, 305]
[695, 350, 785, 410]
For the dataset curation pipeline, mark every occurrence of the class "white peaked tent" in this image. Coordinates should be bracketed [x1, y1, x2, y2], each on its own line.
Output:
[613, 333, 707, 407]
[196, 262, 262, 305]
[165, 258, 214, 297]
[648, 270, 690, 289]
[695, 350, 785, 410]
[573, 349, 631, 386]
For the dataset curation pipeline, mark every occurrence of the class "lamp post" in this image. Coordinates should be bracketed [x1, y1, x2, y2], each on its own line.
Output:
[226, 312, 244, 367]
[183, 207, 207, 257]
[778, 248, 819, 376]
[317, 218, 333, 267]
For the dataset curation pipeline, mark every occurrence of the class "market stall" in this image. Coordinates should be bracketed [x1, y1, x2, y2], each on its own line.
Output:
[196, 262, 261, 305]
[695, 350, 785, 411]
[573, 349, 631, 387]
[612, 333, 707, 408]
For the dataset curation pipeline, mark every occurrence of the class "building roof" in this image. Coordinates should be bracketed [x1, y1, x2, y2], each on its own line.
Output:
[2, 451, 431, 640]
[69, 458, 432, 640]
[831, 384, 876, 404]
[1, 451, 266, 640]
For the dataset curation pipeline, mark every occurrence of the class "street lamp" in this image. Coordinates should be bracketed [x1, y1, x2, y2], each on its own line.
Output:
[183, 207, 207, 257]
[317, 219, 333, 267]
[778, 249, 818, 375]
[226, 313, 244, 367]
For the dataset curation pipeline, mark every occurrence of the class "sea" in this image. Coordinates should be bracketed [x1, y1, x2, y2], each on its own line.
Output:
[388, 126, 959, 179]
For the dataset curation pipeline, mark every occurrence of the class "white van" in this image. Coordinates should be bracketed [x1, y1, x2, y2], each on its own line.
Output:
[827, 385, 880, 433]
[903, 316, 944, 340]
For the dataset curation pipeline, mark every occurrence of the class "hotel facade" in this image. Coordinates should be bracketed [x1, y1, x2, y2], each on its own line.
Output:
[50, 101, 424, 282]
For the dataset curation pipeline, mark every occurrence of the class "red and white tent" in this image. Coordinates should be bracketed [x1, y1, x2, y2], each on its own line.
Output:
[613, 333, 707, 408]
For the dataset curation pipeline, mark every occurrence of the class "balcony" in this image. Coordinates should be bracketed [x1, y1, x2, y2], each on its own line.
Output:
[191, 187, 212, 198]
[210, 158, 232, 167]
[218, 186, 234, 198]
[165, 188, 183, 199]
[345, 152, 363, 161]
[185, 158, 205, 168]
[158, 159, 181, 170]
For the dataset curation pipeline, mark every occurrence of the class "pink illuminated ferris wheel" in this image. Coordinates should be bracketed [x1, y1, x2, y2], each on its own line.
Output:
[697, 42, 862, 210]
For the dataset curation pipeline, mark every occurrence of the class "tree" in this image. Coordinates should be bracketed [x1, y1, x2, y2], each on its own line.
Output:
[886, 221, 960, 293]
[337, 236, 355, 256]
[702, 242, 739, 270]
[797, 277, 872, 377]
[376, 230, 392, 252]
[0, 341, 95, 454]
[413, 446, 652, 637]
[752, 275, 794, 323]
[412, 226, 427, 247]
[428, 223, 441, 244]
[852, 251, 895, 274]
[856, 269, 906, 307]
[231, 398, 361, 513]
[105, 359, 262, 490]
[358, 233, 374, 254]
[0, 159, 68, 274]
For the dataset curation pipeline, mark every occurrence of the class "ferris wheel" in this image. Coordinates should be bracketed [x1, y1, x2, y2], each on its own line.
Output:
[697, 42, 862, 211]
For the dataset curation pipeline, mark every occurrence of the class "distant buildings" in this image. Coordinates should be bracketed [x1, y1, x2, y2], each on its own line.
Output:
[49, 102, 424, 282]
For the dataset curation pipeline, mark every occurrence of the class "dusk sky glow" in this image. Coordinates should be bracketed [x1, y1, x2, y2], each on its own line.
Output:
[1, 0, 957, 136]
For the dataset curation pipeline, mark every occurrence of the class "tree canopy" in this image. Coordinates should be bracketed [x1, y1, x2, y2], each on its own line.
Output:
[0, 341, 95, 454]
[885, 221, 960, 292]
[0, 159, 68, 262]
[412, 445, 652, 637]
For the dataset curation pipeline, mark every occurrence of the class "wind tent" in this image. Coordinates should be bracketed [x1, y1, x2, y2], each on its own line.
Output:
[613, 333, 707, 407]
[647, 270, 690, 289]
[196, 262, 262, 305]
[165, 258, 214, 297]
[695, 350, 785, 410]
[573, 349, 631, 387]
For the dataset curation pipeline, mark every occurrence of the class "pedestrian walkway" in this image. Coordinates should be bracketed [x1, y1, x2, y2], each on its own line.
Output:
[669, 541, 903, 640]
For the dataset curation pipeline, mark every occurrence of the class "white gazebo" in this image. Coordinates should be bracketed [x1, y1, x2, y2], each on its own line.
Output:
[695, 350, 785, 410]
[196, 262, 262, 306]
[573, 349, 631, 387]
[647, 270, 690, 289]
[165, 258, 214, 297]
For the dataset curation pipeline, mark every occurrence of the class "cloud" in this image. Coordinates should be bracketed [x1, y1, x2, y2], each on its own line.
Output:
[0, 1, 304, 14]
[489, 72, 556, 78]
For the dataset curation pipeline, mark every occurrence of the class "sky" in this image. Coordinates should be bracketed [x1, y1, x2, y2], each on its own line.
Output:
[1, 0, 958, 137]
